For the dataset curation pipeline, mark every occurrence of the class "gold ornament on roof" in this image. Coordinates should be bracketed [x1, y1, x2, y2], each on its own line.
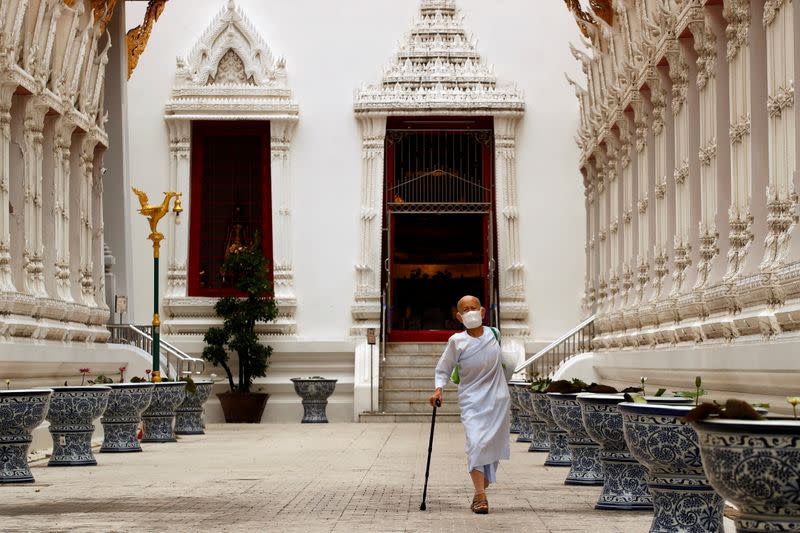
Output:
[126, 0, 168, 79]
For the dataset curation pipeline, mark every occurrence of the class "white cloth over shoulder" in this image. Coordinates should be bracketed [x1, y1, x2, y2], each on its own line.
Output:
[434, 328, 511, 473]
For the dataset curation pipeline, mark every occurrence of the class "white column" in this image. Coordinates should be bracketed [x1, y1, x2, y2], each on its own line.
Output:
[605, 135, 621, 310]
[78, 135, 98, 308]
[761, 0, 797, 270]
[165, 119, 190, 298]
[270, 118, 298, 305]
[632, 96, 651, 304]
[596, 150, 609, 308]
[0, 84, 15, 293]
[494, 114, 528, 336]
[620, 112, 636, 309]
[351, 114, 386, 335]
[52, 116, 75, 301]
[667, 43, 693, 295]
[649, 70, 671, 298]
[723, 0, 756, 279]
[21, 96, 48, 298]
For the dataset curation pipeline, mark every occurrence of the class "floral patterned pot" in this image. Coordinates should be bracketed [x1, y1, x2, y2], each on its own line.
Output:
[517, 387, 550, 452]
[175, 381, 214, 435]
[578, 394, 692, 511]
[0, 389, 52, 483]
[510, 406, 521, 434]
[549, 392, 604, 485]
[100, 383, 154, 453]
[530, 392, 571, 467]
[692, 418, 800, 533]
[509, 382, 533, 443]
[141, 382, 186, 443]
[619, 402, 724, 533]
[291, 379, 337, 423]
[46, 386, 111, 466]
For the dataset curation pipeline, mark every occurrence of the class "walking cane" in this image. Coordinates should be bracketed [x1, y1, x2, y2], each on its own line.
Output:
[420, 398, 441, 511]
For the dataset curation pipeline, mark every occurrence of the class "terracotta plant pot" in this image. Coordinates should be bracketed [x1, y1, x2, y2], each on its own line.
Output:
[217, 391, 269, 423]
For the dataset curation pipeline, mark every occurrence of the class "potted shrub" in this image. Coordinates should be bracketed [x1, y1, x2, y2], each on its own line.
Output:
[689, 398, 800, 532]
[290, 376, 338, 423]
[202, 244, 278, 423]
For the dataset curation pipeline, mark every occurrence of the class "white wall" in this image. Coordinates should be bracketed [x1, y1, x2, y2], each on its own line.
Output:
[125, 0, 586, 344]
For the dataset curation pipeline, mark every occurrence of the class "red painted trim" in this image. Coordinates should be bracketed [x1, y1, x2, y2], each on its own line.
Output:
[389, 330, 457, 343]
[188, 120, 273, 297]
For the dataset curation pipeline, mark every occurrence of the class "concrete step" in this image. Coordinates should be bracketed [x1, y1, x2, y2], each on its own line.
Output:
[380, 353, 442, 366]
[382, 399, 461, 414]
[384, 342, 447, 355]
[383, 376, 448, 388]
[359, 412, 461, 423]
[382, 363, 438, 378]
[382, 388, 458, 402]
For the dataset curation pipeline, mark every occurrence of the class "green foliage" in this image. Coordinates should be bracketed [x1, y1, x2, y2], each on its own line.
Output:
[529, 375, 552, 393]
[130, 376, 147, 383]
[89, 375, 114, 385]
[201, 245, 277, 394]
[674, 376, 707, 407]
[181, 375, 197, 394]
[654, 388, 667, 397]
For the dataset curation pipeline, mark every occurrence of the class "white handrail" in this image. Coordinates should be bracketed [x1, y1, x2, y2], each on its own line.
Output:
[514, 315, 595, 373]
[108, 324, 205, 377]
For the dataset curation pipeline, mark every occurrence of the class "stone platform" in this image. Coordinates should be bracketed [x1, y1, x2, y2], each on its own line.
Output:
[1, 423, 735, 532]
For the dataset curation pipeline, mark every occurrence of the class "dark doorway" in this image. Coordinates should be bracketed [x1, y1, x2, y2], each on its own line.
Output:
[383, 117, 495, 342]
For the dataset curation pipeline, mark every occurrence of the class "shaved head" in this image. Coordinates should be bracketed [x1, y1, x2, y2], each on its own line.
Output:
[457, 295, 481, 313]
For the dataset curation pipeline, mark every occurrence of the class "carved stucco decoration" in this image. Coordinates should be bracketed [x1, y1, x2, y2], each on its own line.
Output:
[354, 0, 524, 115]
[162, 0, 299, 337]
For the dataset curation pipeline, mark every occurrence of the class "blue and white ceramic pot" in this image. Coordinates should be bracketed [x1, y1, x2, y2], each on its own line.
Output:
[619, 402, 724, 533]
[175, 381, 214, 435]
[0, 389, 52, 483]
[530, 392, 571, 467]
[509, 382, 533, 443]
[549, 392, 604, 485]
[141, 382, 186, 443]
[507, 382, 522, 434]
[517, 387, 550, 452]
[46, 386, 111, 466]
[692, 418, 800, 533]
[100, 383, 154, 452]
[291, 379, 338, 423]
[578, 394, 692, 511]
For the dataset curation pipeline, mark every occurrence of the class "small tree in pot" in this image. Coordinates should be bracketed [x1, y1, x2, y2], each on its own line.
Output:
[202, 244, 277, 422]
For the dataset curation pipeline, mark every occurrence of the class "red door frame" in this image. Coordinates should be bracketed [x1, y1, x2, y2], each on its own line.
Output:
[188, 120, 273, 297]
[385, 117, 495, 342]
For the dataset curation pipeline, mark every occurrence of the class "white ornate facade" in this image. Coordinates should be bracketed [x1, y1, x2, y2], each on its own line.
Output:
[161, 0, 299, 338]
[352, 0, 528, 351]
[0, 0, 112, 343]
[570, 0, 800, 400]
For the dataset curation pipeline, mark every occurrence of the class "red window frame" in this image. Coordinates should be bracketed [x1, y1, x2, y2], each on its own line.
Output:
[188, 120, 273, 297]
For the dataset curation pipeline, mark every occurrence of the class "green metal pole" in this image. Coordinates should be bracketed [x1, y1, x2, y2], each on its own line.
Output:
[152, 254, 160, 381]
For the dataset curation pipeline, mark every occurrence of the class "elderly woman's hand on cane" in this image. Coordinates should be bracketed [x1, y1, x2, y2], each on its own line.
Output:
[429, 388, 443, 407]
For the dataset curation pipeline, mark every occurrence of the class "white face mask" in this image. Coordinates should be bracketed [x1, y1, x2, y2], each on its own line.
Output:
[461, 310, 483, 329]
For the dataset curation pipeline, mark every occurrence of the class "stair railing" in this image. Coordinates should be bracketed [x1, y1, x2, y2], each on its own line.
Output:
[107, 324, 205, 379]
[514, 315, 595, 379]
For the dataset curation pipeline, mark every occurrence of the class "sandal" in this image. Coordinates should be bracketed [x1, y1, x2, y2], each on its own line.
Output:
[471, 493, 489, 514]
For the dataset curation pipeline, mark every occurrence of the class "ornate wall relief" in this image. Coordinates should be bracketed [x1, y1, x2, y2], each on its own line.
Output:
[162, 0, 299, 336]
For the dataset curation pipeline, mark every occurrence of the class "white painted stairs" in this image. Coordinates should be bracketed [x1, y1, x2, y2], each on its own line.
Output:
[359, 342, 461, 423]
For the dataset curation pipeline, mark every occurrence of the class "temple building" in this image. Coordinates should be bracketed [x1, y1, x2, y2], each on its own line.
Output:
[1, 0, 796, 424]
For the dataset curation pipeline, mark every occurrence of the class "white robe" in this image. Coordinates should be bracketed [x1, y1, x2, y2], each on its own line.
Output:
[434, 327, 511, 476]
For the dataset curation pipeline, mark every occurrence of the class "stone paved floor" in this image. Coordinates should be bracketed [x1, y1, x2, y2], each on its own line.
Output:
[2, 423, 735, 532]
